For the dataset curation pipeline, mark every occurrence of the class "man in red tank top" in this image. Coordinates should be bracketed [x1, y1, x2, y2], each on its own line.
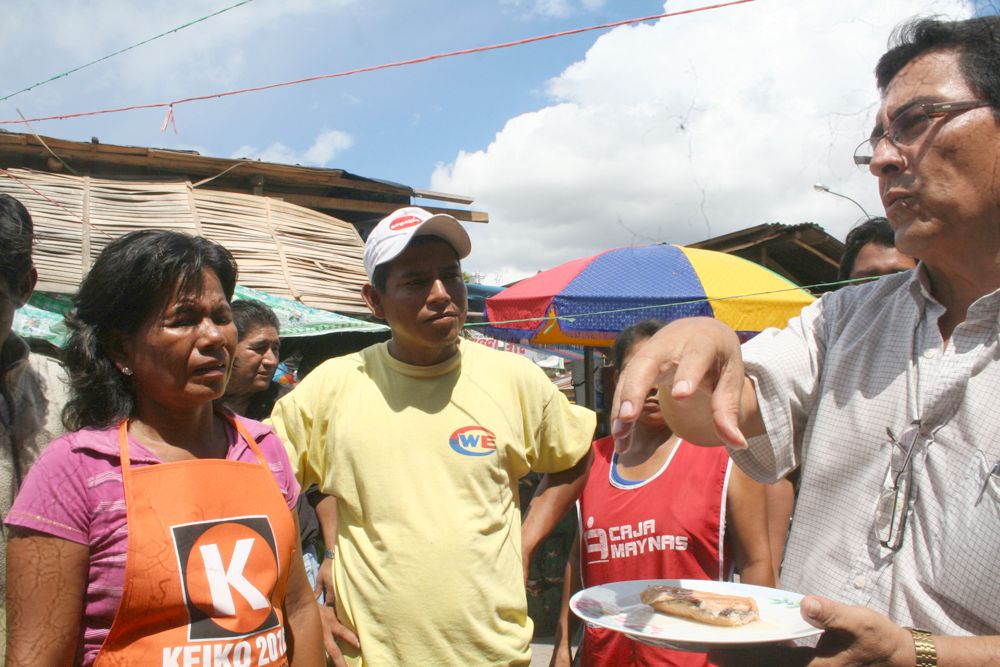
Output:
[552, 321, 773, 666]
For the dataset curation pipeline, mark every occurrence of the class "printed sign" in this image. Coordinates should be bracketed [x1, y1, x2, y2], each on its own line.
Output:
[171, 515, 281, 641]
[449, 425, 498, 457]
[388, 215, 423, 230]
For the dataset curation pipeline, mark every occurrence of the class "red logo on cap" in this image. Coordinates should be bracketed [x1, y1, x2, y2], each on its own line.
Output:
[389, 215, 423, 231]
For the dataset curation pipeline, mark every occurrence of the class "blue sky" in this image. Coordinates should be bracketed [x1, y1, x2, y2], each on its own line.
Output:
[1, 1, 664, 187]
[1, 0, 993, 284]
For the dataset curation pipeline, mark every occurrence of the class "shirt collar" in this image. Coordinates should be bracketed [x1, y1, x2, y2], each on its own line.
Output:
[906, 262, 937, 306]
[69, 412, 250, 464]
[907, 261, 1000, 336]
[377, 339, 463, 378]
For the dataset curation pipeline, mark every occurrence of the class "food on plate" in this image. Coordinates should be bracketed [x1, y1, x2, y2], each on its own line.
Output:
[640, 585, 760, 627]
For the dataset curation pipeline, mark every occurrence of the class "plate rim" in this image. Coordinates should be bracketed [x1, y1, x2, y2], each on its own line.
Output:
[569, 578, 823, 648]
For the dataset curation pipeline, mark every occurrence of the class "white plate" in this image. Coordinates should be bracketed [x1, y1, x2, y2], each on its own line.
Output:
[570, 579, 823, 652]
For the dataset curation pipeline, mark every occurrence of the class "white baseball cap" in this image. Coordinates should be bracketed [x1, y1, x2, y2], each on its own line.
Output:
[363, 206, 472, 281]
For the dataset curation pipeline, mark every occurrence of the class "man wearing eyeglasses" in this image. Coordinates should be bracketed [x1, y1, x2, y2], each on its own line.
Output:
[612, 16, 1000, 667]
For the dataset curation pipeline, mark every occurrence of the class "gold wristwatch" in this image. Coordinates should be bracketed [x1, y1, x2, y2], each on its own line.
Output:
[906, 627, 937, 667]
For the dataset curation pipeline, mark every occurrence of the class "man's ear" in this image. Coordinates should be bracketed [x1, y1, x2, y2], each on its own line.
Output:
[13, 266, 37, 308]
[361, 283, 386, 321]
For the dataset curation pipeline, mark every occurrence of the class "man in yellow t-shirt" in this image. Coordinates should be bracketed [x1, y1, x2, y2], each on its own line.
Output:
[270, 206, 595, 666]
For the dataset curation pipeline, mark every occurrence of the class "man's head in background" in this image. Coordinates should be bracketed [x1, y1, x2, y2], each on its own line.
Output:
[838, 216, 917, 281]
[361, 207, 471, 366]
[0, 195, 37, 351]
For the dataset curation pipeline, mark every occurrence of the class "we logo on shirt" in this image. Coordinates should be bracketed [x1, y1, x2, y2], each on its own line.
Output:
[171, 515, 281, 640]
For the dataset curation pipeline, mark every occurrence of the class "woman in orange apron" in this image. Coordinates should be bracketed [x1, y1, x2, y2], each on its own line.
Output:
[5, 231, 323, 666]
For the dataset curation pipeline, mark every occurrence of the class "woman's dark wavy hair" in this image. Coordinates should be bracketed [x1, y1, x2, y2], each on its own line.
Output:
[876, 16, 1000, 122]
[0, 194, 34, 290]
[231, 299, 280, 340]
[62, 230, 238, 431]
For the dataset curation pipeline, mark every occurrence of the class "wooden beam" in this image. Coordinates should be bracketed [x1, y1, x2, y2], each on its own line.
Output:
[792, 235, 839, 268]
[268, 192, 405, 215]
[412, 188, 475, 205]
[270, 192, 488, 223]
[0, 132, 489, 221]
[701, 230, 791, 254]
[0, 133, 401, 195]
[419, 205, 489, 223]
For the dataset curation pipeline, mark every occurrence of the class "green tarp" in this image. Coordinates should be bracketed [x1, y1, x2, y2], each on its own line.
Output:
[14, 285, 387, 347]
[232, 285, 387, 337]
[13, 301, 67, 347]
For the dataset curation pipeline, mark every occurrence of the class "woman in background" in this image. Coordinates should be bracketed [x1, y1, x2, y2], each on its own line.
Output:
[222, 299, 324, 602]
[5, 230, 322, 666]
[552, 320, 773, 667]
[222, 299, 285, 419]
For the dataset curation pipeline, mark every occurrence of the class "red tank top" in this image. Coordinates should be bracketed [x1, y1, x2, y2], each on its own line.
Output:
[577, 436, 733, 667]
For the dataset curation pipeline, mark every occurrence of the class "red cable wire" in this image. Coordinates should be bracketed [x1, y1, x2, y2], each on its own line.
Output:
[0, 0, 755, 127]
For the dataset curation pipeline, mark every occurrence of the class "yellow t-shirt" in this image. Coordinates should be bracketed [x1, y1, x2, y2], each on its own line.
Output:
[270, 339, 595, 666]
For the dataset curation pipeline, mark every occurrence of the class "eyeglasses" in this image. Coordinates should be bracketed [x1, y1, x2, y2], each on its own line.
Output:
[876, 424, 920, 551]
[853, 100, 991, 167]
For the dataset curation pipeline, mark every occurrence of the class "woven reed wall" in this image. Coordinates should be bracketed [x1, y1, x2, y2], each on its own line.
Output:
[0, 168, 370, 313]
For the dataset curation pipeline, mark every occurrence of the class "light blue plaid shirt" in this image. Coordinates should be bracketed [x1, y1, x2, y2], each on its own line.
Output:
[733, 265, 1000, 636]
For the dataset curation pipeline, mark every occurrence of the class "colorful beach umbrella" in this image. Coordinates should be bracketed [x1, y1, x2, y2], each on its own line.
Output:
[484, 244, 815, 347]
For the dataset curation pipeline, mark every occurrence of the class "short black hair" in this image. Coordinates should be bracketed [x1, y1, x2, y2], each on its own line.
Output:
[62, 230, 238, 430]
[876, 16, 1000, 122]
[370, 235, 460, 292]
[0, 194, 34, 291]
[838, 216, 897, 280]
[231, 299, 280, 340]
[612, 319, 666, 370]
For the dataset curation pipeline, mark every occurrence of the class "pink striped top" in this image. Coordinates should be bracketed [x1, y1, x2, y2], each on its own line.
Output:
[5, 415, 300, 665]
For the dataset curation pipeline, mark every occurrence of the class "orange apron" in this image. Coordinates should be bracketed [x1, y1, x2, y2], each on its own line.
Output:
[94, 415, 296, 667]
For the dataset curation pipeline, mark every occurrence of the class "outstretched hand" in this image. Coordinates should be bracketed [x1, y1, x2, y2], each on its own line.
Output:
[609, 317, 754, 453]
[709, 596, 915, 667]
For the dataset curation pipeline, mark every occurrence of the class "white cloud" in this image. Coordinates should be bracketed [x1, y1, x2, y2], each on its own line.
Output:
[432, 0, 974, 284]
[0, 0, 358, 102]
[303, 129, 354, 165]
[501, 0, 606, 20]
[231, 142, 297, 165]
[231, 128, 353, 167]
[533, 0, 573, 18]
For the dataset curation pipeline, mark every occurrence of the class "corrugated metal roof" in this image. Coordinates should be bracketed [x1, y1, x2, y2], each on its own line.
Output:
[689, 222, 845, 294]
[0, 130, 488, 225]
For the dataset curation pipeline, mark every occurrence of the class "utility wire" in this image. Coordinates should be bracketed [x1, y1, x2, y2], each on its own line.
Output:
[0, 0, 254, 103]
[0, 0, 755, 126]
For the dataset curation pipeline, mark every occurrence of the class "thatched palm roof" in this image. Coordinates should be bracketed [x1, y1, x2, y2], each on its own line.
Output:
[0, 168, 371, 313]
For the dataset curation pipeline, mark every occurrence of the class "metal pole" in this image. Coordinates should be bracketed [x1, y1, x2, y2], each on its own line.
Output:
[813, 183, 870, 218]
[584, 347, 596, 409]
